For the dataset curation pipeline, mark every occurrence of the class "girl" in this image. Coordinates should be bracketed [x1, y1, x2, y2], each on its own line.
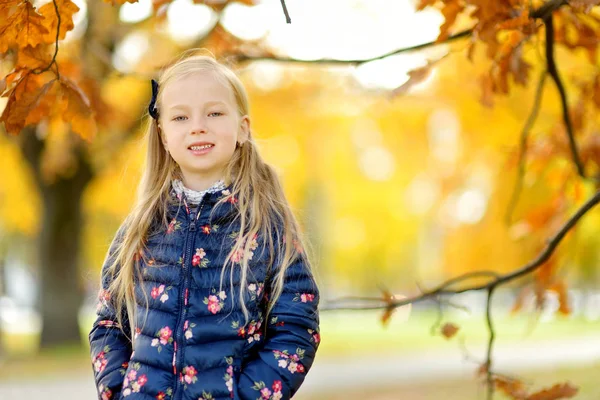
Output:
[89, 51, 320, 400]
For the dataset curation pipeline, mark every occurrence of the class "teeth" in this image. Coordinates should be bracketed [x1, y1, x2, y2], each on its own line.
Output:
[190, 144, 213, 150]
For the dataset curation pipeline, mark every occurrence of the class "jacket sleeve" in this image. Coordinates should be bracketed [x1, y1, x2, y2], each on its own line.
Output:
[236, 251, 321, 400]
[88, 224, 133, 400]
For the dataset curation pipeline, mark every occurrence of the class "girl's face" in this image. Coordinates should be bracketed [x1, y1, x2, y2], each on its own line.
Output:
[159, 71, 250, 190]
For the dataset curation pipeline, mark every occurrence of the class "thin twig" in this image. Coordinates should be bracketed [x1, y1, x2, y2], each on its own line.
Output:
[236, 29, 473, 65]
[280, 0, 291, 24]
[544, 14, 587, 178]
[505, 71, 547, 225]
[485, 286, 497, 400]
[33, 0, 61, 78]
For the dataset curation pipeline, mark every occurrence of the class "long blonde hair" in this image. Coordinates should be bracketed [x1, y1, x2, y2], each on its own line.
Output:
[104, 50, 314, 342]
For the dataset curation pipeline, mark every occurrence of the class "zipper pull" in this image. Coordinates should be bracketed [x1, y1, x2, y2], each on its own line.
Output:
[189, 212, 196, 231]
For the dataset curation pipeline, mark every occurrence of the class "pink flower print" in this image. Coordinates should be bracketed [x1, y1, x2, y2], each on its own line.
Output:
[192, 248, 206, 266]
[260, 387, 272, 399]
[246, 320, 262, 343]
[167, 218, 178, 234]
[207, 295, 221, 314]
[127, 369, 137, 381]
[122, 388, 132, 397]
[272, 380, 283, 393]
[248, 283, 256, 292]
[151, 285, 162, 299]
[273, 348, 306, 374]
[313, 332, 320, 343]
[182, 366, 198, 385]
[224, 364, 234, 395]
[151, 326, 173, 352]
[156, 392, 166, 400]
[230, 248, 244, 263]
[137, 374, 148, 386]
[300, 293, 315, 303]
[184, 320, 196, 340]
[99, 289, 111, 303]
[159, 326, 172, 345]
[100, 385, 112, 400]
[93, 350, 108, 373]
[201, 225, 211, 234]
[204, 290, 226, 314]
[134, 327, 141, 340]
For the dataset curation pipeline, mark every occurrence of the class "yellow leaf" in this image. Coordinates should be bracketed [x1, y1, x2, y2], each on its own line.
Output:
[60, 78, 97, 141]
[39, 0, 80, 42]
[0, 0, 49, 53]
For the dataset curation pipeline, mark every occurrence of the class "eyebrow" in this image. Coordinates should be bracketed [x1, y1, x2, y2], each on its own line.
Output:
[168, 101, 227, 110]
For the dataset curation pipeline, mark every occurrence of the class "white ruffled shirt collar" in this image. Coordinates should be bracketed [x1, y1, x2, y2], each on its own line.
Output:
[171, 178, 226, 205]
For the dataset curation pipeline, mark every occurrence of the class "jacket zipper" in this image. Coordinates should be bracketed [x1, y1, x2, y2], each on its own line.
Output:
[173, 199, 204, 400]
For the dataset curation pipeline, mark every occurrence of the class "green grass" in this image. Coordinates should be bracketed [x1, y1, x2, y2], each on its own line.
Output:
[317, 308, 600, 358]
[2, 308, 600, 382]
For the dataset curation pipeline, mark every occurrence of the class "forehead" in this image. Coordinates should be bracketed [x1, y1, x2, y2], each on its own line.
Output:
[161, 71, 235, 108]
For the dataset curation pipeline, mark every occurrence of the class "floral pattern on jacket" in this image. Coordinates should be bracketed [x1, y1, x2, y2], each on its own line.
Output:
[89, 184, 320, 400]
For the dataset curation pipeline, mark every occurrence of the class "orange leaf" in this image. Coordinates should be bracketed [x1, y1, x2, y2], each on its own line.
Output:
[494, 376, 528, 399]
[0, 0, 49, 53]
[16, 44, 54, 70]
[526, 382, 578, 400]
[440, 322, 459, 339]
[60, 78, 97, 141]
[0, 71, 50, 135]
[548, 281, 571, 315]
[437, 0, 464, 43]
[391, 56, 446, 97]
[496, 9, 531, 31]
[39, 0, 80, 42]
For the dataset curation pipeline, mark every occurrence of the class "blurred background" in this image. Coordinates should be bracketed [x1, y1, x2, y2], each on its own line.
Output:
[1, 0, 600, 398]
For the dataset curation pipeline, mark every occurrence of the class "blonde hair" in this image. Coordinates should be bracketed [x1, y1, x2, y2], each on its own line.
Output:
[104, 50, 314, 343]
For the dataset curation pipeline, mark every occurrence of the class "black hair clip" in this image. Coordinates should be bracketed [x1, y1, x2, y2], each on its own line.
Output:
[149, 79, 159, 120]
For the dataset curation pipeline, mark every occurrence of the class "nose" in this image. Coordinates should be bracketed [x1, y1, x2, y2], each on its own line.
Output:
[190, 117, 207, 134]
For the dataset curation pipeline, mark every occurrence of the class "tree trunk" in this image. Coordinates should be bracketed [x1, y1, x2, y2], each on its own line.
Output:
[17, 128, 94, 348]
[38, 166, 92, 347]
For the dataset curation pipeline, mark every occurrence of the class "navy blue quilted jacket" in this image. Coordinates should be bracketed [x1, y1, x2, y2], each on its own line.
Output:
[88, 184, 320, 400]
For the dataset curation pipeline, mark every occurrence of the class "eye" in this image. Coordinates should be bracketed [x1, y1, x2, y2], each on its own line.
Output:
[208, 112, 223, 117]
[173, 116, 187, 121]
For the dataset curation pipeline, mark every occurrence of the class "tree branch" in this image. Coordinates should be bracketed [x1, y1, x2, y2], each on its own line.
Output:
[280, 0, 291, 24]
[321, 189, 600, 312]
[235, 29, 473, 65]
[544, 13, 587, 179]
[505, 71, 547, 225]
[33, 0, 60, 78]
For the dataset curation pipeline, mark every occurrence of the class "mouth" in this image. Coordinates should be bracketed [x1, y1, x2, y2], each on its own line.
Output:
[188, 143, 215, 155]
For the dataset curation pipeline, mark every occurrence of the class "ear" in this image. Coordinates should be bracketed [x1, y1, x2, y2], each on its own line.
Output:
[238, 115, 251, 144]
[158, 125, 169, 150]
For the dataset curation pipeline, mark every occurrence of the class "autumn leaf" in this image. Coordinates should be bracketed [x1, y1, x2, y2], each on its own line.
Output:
[526, 382, 578, 400]
[0, 71, 51, 134]
[391, 56, 446, 97]
[547, 281, 571, 315]
[0, 0, 49, 53]
[60, 78, 97, 141]
[436, 0, 464, 43]
[380, 288, 395, 327]
[440, 322, 459, 339]
[16, 44, 54, 70]
[494, 376, 529, 399]
[39, 0, 80, 42]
